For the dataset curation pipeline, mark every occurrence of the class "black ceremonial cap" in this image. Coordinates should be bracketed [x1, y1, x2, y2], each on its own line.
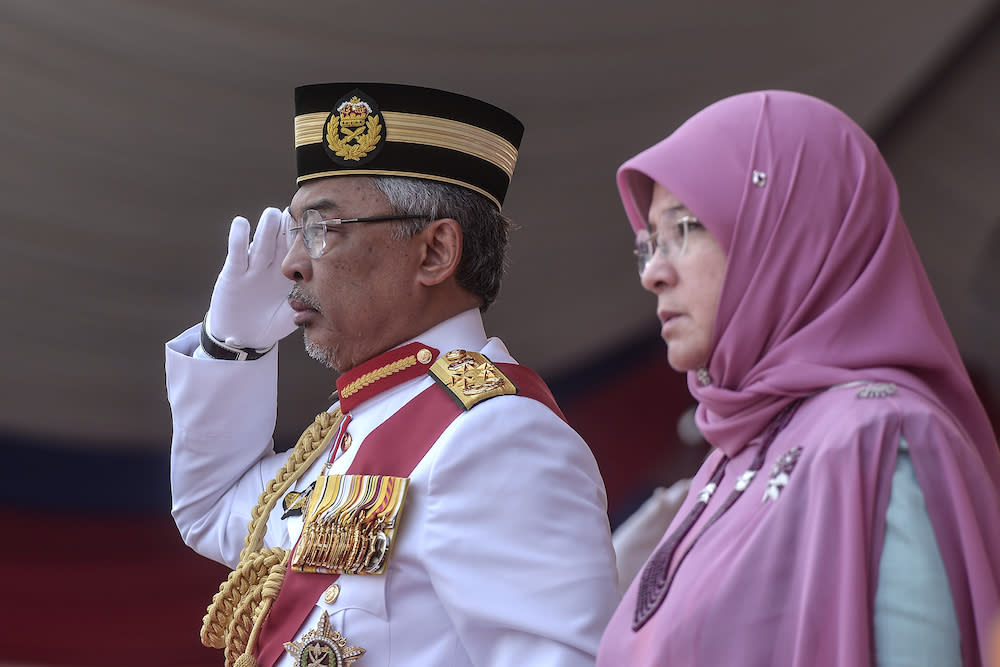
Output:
[294, 82, 524, 210]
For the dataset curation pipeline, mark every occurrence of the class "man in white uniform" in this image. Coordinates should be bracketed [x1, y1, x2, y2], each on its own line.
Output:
[166, 82, 618, 667]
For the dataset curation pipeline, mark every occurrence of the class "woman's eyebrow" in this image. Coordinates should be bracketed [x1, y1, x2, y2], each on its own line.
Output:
[647, 204, 689, 227]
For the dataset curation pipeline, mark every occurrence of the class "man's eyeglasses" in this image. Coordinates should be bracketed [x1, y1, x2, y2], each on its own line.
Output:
[287, 208, 427, 258]
[633, 215, 703, 275]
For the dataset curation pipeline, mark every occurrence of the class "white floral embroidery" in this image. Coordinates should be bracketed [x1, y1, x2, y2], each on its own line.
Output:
[762, 446, 803, 503]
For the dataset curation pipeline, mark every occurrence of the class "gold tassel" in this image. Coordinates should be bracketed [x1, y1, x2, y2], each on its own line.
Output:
[199, 410, 344, 664]
[233, 653, 258, 667]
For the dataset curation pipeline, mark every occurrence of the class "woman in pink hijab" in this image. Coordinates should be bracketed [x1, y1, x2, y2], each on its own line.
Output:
[598, 90, 1000, 666]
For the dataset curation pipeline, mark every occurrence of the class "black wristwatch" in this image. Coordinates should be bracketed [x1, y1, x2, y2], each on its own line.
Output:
[199, 319, 274, 361]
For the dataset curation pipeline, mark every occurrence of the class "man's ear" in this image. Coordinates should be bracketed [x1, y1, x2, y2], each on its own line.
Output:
[417, 218, 462, 286]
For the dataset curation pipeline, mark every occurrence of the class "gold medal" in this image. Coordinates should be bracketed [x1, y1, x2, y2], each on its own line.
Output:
[283, 611, 365, 666]
[291, 473, 409, 575]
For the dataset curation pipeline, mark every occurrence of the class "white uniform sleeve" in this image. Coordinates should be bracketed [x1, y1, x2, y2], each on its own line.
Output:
[611, 478, 692, 597]
[419, 394, 619, 666]
[165, 323, 290, 567]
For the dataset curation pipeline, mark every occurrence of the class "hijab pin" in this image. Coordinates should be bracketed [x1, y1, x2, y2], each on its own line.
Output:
[696, 368, 713, 386]
[751, 169, 767, 187]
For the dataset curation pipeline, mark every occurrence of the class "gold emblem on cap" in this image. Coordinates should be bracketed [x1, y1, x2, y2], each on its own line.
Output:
[325, 95, 383, 163]
[284, 611, 365, 666]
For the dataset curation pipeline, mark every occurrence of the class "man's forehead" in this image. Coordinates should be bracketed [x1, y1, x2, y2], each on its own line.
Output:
[289, 197, 338, 220]
[290, 177, 381, 218]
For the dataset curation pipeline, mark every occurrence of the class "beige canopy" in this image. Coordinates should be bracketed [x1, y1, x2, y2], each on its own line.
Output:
[2, 0, 998, 451]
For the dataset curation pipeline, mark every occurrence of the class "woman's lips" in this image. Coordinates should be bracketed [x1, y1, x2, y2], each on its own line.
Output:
[658, 310, 680, 325]
[658, 310, 681, 337]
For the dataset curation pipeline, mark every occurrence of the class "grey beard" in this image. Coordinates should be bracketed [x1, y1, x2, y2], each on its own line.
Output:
[289, 285, 338, 369]
[303, 333, 337, 370]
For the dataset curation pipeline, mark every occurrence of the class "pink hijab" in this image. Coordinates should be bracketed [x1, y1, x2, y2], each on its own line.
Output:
[613, 90, 1000, 663]
[618, 90, 997, 465]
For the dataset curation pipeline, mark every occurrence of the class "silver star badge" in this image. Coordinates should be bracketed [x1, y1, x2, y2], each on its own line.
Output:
[283, 611, 366, 666]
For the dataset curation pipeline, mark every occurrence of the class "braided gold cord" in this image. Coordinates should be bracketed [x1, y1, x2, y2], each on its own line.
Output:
[224, 575, 267, 664]
[223, 557, 288, 667]
[201, 408, 344, 663]
[224, 559, 283, 667]
[233, 560, 289, 666]
[202, 547, 287, 649]
[241, 409, 343, 560]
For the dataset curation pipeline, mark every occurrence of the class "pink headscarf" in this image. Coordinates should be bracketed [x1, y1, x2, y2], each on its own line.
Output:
[612, 90, 1000, 664]
[617, 90, 997, 467]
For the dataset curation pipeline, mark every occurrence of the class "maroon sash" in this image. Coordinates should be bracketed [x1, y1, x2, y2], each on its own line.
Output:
[254, 363, 563, 666]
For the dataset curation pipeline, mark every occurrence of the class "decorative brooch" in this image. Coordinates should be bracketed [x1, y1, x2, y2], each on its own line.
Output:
[284, 611, 366, 666]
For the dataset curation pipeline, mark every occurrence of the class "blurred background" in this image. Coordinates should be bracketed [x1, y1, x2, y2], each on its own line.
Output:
[1, 1, 998, 664]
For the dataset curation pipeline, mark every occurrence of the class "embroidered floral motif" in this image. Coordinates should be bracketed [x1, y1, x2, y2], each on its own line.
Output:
[734, 469, 757, 492]
[634, 400, 804, 630]
[762, 446, 803, 502]
[696, 482, 718, 504]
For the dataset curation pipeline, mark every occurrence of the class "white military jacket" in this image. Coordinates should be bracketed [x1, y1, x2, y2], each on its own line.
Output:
[167, 308, 619, 666]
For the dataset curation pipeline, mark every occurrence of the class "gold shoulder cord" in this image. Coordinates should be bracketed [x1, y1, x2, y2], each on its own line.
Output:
[200, 407, 345, 667]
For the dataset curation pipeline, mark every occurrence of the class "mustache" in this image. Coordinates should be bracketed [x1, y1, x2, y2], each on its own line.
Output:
[288, 284, 322, 312]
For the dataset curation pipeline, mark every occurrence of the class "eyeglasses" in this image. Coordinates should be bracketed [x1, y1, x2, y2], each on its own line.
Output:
[633, 215, 703, 275]
[287, 208, 427, 258]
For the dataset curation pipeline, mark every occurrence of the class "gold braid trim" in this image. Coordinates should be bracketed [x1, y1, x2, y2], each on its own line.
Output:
[339, 355, 417, 400]
[201, 408, 344, 667]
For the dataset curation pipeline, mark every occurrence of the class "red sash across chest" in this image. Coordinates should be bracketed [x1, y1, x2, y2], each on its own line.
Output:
[254, 363, 564, 667]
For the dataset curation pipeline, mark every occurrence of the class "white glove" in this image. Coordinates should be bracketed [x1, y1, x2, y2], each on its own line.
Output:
[612, 478, 692, 598]
[205, 207, 297, 350]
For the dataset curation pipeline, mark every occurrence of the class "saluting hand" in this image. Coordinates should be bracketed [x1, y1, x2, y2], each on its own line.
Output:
[205, 207, 298, 350]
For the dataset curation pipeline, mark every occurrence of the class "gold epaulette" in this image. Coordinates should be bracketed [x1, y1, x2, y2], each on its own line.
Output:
[429, 349, 517, 410]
